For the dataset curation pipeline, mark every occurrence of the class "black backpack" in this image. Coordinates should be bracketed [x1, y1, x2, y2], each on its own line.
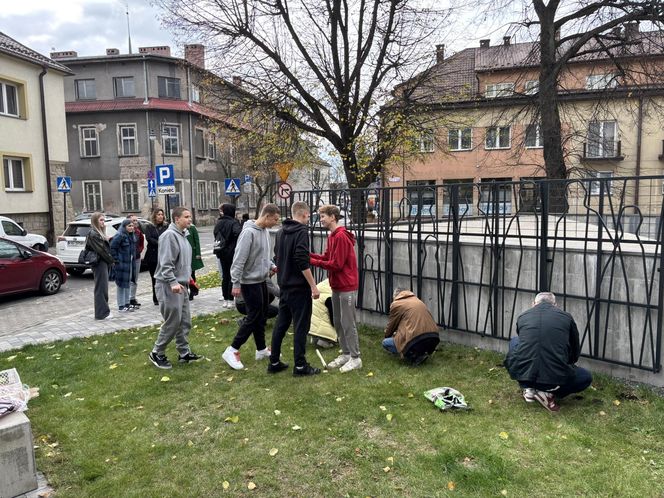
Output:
[213, 230, 227, 257]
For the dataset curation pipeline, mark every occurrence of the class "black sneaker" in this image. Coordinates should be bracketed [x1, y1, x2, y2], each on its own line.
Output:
[267, 361, 289, 374]
[178, 352, 203, 363]
[130, 300, 141, 307]
[293, 363, 321, 376]
[149, 352, 172, 369]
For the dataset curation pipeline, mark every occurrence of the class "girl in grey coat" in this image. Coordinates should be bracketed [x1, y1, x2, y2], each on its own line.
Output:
[86, 212, 114, 320]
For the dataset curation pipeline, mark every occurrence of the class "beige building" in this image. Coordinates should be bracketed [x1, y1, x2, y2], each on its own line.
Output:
[0, 32, 72, 242]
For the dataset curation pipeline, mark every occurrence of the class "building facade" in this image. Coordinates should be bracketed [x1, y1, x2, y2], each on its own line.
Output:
[0, 32, 72, 242]
[52, 44, 249, 226]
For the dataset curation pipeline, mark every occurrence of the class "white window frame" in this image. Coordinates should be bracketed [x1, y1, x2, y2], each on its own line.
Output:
[191, 84, 201, 103]
[229, 143, 237, 163]
[79, 125, 100, 158]
[417, 131, 434, 153]
[207, 133, 216, 159]
[83, 181, 103, 212]
[158, 77, 181, 99]
[114, 76, 135, 98]
[587, 121, 617, 158]
[0, 81, 19, 117]
[525, 124, 543, 148]
[121, 180, 140, 212]
[209, 181, 220, 209]
[3, 157, 25, 191]
[118, 124, 138, 156]
[486, 83, 515, 98]
[589, 171, 613, 196]
[197, 180, 208, 210]
[448, 128, 472, 151]
[586, 74, 618, 90]
[174, 180, 185, 205]
[524, 80, 539, 95]
[485, 126, 511, 150]
[162, 124, 181, 155]
[75, 79, 96, 100]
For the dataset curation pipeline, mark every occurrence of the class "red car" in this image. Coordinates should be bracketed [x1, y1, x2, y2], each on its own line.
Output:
[0, 237, 67, 297]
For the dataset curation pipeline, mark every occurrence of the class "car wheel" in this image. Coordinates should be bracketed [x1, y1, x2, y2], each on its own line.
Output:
[33, 243, 47, 252]
[41, 269, 63, 295]
[67, 268, 86, 276]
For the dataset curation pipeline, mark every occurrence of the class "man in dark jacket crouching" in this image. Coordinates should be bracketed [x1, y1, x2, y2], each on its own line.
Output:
[504, 292, 592, 413]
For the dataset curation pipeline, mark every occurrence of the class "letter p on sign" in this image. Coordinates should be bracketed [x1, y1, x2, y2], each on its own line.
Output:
[155, 164, 174, 186]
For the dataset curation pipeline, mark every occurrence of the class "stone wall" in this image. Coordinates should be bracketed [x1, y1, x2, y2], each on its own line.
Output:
[49, 161, 75, 239]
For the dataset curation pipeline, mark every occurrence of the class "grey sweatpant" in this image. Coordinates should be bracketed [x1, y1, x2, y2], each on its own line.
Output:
[152, 280, 192, 356]
[331, 290, 360, 358]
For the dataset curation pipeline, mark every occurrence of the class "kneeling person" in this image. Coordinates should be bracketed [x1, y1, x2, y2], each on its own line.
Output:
[504, 292, 592, 412]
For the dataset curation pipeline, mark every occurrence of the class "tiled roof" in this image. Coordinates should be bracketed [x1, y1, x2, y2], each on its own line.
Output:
[0, 32, 72, 74]
[407, 48, 478, 104]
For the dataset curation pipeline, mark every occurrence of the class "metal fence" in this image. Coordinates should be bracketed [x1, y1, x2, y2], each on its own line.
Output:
[292, 175, 664, 372]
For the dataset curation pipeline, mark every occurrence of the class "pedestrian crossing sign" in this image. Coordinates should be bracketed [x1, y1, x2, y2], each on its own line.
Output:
[56, 176, 72, 193]
[225, 178, 241, 197]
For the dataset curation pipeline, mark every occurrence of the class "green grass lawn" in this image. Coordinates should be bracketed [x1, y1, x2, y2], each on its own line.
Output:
[4, 309, 664, 497]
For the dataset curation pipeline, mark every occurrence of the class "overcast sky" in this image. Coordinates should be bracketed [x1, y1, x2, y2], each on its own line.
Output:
[0, 0, 177, 58]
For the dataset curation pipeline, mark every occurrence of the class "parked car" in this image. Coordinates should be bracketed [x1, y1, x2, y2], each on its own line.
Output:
[0, 215, 49, 251]
[0, 238, 66, 297]
[56, 217, 149, 276]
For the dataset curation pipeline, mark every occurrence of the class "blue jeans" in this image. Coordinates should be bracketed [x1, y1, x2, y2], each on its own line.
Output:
[382, 337, 398, 354]
[508, 337, 592, 398]
[116, 285, 131, 309]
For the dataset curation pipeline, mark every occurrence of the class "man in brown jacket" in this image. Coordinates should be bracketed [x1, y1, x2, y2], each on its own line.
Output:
[383, 289, 439, 363]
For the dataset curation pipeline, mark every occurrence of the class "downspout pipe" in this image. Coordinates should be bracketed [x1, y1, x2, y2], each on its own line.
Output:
[634, 96, 643, 208]
[39, 65, 56, 246]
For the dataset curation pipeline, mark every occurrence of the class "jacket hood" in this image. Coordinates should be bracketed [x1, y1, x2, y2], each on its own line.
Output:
[333, 226, 355, 243]
[243, 220, 262, 232]
[395, 290, 416, 301]
[281, 219, 308, 234]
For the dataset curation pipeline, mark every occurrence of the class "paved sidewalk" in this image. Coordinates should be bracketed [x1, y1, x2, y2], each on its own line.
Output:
[0, 286, 224, 353]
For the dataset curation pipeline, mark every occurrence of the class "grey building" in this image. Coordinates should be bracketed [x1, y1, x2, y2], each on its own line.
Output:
[51, 45, 245, 225]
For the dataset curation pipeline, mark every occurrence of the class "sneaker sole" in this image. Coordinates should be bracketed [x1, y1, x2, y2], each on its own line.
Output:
[148, 354, 172, 370]
[222, 355, 244, 370]
[533, 393, 560, 412]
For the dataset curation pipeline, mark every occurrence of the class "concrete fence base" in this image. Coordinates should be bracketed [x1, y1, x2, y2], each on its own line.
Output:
[0, 412, 38, 498]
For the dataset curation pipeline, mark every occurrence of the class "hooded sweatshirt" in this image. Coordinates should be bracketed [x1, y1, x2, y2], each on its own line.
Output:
[274, 219, 311, 292]
[310, 226, 358, 292]
[154, 222, 192, 286]
[230, 220, 274, 287]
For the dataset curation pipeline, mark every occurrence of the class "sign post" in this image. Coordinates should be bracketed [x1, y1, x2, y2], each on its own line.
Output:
[56, 176, 72, 230]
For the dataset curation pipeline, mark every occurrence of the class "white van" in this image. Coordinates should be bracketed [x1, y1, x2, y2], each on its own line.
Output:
[0, 216, 49, 251]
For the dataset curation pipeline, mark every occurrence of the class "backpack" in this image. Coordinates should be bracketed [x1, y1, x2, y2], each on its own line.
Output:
[213, 230, 227, 257]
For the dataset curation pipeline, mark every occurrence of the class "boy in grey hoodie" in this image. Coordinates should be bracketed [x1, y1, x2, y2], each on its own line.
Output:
[149, 207, 202, 369]
[222, 204, 281, 370]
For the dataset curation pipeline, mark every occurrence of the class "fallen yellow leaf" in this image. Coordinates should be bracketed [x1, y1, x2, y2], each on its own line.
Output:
[447, 481, 456, 491]
[222, 481, 229, 490]
[224, 416, 239, 423]
[247, 482, 256, 490]
[501, 490, 508, 496]
[292, 425, 302, 431]
[269, 448, 278, 456]
[379, 405, 387, 411]
[613, 399, 621, 406]
[383, 466, 391, 473]
[386, 414, 393, 422]
[499, 432, 509, 440]
[386, 456, 394, 464]
[63, 392, 72, 398]
[599, 411, 606, 416]
[5, 355, 17, 361]
[274, 410, 281, 415]
[407, 393, 414, 398]
[187, 440, 194, 447]
[109, 363, 118, 369]
[366, 372, 374, 377]
[160, 376, 170, 382]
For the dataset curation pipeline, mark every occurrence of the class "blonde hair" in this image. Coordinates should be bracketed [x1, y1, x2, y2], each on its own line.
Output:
[90, 212, 105, 237]
[318, 204, 341, 221]
[291, 201, 309, 218]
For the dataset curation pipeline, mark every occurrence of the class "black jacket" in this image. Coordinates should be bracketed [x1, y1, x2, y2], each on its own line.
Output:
[143, 222, 168, 267]
[504, 302, 581, 385]
[274, 219, 311, 292]
[86, 229, 113, 265]
[213, 215, 241, 260]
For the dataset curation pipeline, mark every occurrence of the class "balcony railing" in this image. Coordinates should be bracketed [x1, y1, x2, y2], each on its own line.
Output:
[582, 140, 623, 160]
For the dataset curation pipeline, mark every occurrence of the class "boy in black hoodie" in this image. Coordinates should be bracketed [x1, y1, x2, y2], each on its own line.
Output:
[268, 201, 321, 376]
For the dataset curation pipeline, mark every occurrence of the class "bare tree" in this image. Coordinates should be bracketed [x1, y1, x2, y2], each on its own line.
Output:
[156, 0, 449, 189]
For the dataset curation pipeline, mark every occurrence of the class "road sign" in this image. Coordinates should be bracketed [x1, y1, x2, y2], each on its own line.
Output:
[56, 176, 72, 193]
[244, 174, 252, 184]
[277, 181, 292, 199]
[225, 178, 241, 197]
[147, 179, 157, 198]
[147, 170, 154, 180]
[156, 164, 174, 186]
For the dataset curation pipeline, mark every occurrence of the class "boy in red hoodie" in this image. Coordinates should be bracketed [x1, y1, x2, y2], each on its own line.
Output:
[310, 205, 362, 372]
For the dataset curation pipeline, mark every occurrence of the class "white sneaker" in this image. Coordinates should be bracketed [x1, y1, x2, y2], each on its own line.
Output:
[340, 357, 363, 373]
[222, 346, 244, 370]
[226, 299, 235, 309]
[327, 354, 350, 369]
[218, 295, 225, 302]
[255, 348, 271, 360]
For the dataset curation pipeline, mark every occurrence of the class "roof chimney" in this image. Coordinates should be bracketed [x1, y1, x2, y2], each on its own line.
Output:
[480, 39, 490, 48]
[232, 76, 243, 87]
[436, 44, 445, 64]
[184, 44, 205, 69]
[138, 46, 171, 57]
[106, 48, 120, 56]
[503, 36, 511, 46]
[50, 50, 78, 60]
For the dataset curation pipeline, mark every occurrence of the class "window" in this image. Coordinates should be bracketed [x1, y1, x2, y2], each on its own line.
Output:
[114, 77, 135, 98]
[118, 124, 137, 156]
[3, 157, 25, 191]
[158, 77, 181, 99]
[479, 178, 512, 214]
[174, 180, 185, 205]
[83, 181, 102, 212]
[416, 131, 434, 153]
[587, 121, 617, 158]
[162, 124, 180, 155]
[207, 133, 216, 159]
[121, 181, 140, 211]
[589, 171, 613, 195]
[442, 179, 473, 216]
[525, 124, 542, 148]
[524, 80, 539, 95]
[586, 74, 617, 90]
[0, 239, 21, 259]
[75, 79, 96, 100]
[0, 81, 18, 117]
[485, 126, 511, 149]
[197, 181, 208, 210]
[486, 83, 514, 98]
[407, 180, 436, 216]
[448, 128, 472, 151]
[191, 84, 201, 103]
[209, 181, 220, 209]
[195, 129, 205, 158]
[79, 126, 100, 157]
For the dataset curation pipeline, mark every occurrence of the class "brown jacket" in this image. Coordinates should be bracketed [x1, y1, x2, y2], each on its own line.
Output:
[385, 291, 439, 354]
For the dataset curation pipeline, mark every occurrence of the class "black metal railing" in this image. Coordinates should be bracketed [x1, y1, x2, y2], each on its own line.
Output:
[292, 175, 664, 372]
